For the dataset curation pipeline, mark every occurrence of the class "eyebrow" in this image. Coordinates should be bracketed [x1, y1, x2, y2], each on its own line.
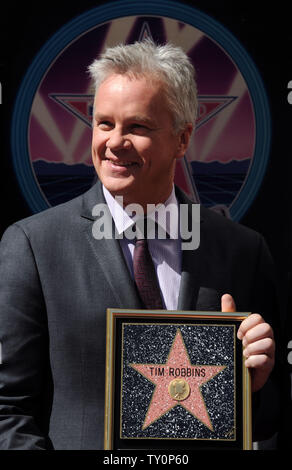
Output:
[94, 113, 111, 122]
[94, 113, 158, 128]
[130, 115, 157, 127]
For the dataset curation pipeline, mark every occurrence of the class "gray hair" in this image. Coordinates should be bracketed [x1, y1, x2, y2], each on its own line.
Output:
[88, 40, 198, 133]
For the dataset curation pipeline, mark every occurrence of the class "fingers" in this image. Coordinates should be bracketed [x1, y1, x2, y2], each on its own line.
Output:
[221, 293, 236, 312]
[237, 313, 273, 342]
[243, 337, 275, 363]
[237, 313, 275, 392]
[220, 297, 275, 391]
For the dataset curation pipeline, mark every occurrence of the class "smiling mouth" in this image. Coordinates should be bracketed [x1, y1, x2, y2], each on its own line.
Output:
[105, 158, 140, 168]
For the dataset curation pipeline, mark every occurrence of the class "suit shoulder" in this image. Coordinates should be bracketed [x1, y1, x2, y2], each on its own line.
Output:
[176, 185, 262, 246]
[15, 197, 82, 231]
[200, 205, 263, 245]
[1, 190, 93, 244]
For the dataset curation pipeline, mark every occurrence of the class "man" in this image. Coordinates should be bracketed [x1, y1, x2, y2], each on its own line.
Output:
[0, 40, 278, 449]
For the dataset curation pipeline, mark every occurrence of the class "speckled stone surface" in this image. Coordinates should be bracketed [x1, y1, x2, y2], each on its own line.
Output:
[120, 323, 236, 442]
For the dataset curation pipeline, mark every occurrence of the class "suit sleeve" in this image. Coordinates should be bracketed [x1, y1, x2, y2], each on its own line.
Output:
[0, 223, 51, 449]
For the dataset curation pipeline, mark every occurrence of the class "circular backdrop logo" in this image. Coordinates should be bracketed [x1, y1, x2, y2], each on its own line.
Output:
[11, 0, 271, 220]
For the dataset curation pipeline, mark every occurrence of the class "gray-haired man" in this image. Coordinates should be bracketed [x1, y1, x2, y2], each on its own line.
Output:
[0, 40, 279, 449]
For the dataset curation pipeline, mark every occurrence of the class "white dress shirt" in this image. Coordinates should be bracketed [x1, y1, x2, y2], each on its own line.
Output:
[103, 185, 181, 310]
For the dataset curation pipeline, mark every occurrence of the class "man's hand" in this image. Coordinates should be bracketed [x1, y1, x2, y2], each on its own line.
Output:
[221, 294, 275, 393]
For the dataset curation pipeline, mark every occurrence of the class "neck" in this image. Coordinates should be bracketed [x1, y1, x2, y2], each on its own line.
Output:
[123, 188, 173, 214]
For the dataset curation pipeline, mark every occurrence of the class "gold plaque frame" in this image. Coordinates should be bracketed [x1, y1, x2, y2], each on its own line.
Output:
[104, 309, 252, 450]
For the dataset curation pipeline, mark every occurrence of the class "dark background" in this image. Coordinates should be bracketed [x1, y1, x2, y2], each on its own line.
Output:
[0, 0, 291, 446]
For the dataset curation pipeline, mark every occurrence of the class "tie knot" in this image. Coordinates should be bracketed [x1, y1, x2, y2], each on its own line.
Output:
[135, 217, 166, 240]
[135, 217, 152, 240]
[135, 238, 146, 246]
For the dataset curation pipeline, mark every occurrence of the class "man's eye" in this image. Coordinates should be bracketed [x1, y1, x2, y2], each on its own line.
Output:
[98, 121, 112, 129]
[131, 124, 150, 134]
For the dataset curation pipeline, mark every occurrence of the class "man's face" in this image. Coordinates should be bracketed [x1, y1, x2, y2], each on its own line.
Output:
[92, 74, 192, 208]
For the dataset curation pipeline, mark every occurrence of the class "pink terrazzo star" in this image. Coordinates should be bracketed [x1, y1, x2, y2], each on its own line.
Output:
[130, 329, 226, 431]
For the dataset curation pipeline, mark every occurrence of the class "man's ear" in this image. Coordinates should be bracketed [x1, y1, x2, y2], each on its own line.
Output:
[176, 123, 193, 160]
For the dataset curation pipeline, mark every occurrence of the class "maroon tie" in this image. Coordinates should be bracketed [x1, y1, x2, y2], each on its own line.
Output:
[133, 237, 164, 309]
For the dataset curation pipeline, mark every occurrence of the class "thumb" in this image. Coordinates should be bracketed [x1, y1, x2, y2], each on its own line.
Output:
[221, 293, 236, 312]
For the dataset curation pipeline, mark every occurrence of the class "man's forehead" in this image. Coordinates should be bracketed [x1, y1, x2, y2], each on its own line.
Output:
[93, 74, 170, 121]
[94, 73, 164, 100]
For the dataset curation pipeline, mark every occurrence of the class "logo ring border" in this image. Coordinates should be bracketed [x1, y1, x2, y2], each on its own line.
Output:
[11, 0, 271, 220]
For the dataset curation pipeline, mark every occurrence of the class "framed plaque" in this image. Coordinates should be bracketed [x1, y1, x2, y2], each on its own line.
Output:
[104, 309, 252, 450]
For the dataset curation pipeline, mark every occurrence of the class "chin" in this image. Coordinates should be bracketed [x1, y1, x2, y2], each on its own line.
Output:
[102, 177, 136, 198]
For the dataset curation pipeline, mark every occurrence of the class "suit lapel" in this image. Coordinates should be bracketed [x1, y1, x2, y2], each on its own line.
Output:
[80, 182, 142, 309]
[177, 236, 202, 310]
[175, 186, 202, 310]
[177, 223, 222, 312]
[175, 187, 222, 312]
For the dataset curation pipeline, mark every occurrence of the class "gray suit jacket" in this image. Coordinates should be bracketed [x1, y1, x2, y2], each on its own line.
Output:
[0, 182, 281, 449]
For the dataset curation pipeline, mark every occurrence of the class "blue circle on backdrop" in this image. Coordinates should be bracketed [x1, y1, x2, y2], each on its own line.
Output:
[11, 0, 271, 220]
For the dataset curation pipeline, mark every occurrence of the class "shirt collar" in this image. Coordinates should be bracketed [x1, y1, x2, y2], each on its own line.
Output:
[102, 185, 179, 239]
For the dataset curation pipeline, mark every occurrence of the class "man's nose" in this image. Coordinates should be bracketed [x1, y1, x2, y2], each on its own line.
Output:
[106, 128, 131, 151]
